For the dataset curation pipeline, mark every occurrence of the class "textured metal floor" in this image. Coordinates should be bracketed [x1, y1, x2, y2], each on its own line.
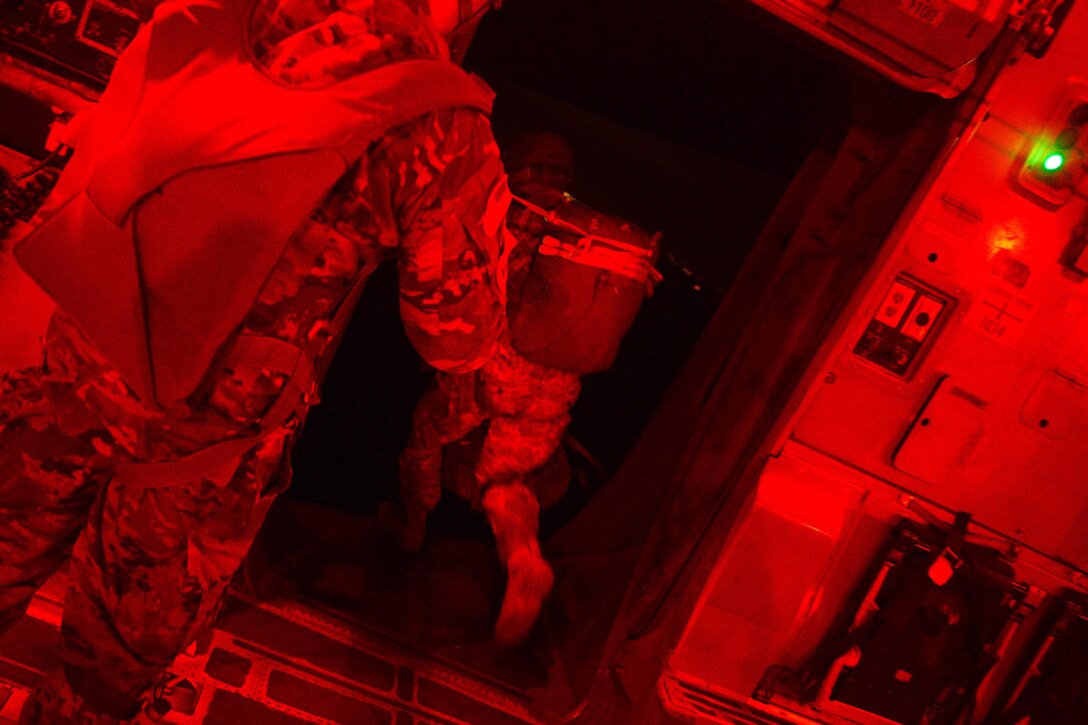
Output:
[0, 570, 544, 724]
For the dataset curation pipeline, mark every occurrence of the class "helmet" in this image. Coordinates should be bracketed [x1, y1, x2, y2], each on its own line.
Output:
[427, 0, 502, 63]
[504, 131, 575, 206]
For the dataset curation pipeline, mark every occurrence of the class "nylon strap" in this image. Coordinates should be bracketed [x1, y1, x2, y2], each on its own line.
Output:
[511, 193, 662, 291]
[537, 234, 663, 289]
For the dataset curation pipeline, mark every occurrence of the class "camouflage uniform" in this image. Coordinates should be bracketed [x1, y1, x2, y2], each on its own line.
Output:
[475, 203, 583, 496]
[398, 200, 581, 529]
[395, 186, 582, 645]
[396, 122, 660, 642]
[0, 1, 505, 721]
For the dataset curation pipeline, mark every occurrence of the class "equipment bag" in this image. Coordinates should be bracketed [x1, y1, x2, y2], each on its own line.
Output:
[508, 194, 661, 375]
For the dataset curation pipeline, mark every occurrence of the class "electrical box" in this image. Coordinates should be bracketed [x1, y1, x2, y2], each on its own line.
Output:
[852, 276, 951, 378]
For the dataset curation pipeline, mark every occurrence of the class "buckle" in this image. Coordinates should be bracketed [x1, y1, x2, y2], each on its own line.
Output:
[307, 319, 331, 342]
[928, 547, 964, 586]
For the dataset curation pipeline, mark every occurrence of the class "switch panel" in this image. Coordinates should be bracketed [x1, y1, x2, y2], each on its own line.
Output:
[853, 275, 951, 377]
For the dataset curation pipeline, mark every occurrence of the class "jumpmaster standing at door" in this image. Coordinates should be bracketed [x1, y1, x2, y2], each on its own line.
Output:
[0, 0, 507, 721]
[394, 132, 662, 646]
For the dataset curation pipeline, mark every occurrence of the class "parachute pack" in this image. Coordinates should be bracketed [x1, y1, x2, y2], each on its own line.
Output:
[13, 0, 494, 410]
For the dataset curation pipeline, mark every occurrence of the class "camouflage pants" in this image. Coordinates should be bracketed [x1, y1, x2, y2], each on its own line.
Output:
[0, 366, 291, 723]
[399, 340, 580, 516]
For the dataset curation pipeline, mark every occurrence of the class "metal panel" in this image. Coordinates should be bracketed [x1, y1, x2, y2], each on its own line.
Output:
[790, 8, 1088, 569]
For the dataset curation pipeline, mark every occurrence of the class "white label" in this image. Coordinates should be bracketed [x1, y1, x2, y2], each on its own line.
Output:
[963, 284, 1038, 347]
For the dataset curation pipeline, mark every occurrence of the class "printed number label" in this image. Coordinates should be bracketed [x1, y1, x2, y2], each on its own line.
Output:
[979, 318, 1006, 337]
[963, 285, 1038, 348]
[901, 0, 944, 24]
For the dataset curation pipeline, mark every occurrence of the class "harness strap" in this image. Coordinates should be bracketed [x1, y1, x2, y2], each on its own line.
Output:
[512, 193, 662, 292]
[112, 259, 378, 489]
[537, 233, 663, 290]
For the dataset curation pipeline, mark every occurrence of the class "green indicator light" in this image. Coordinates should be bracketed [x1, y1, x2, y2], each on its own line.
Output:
[1043, 152, 1065, 172]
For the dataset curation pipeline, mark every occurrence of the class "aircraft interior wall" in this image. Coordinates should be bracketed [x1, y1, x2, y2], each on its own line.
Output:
[661, 2, 1088, 724]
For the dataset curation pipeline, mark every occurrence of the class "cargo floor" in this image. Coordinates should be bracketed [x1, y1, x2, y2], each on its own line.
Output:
[0, 498, 576, 724]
